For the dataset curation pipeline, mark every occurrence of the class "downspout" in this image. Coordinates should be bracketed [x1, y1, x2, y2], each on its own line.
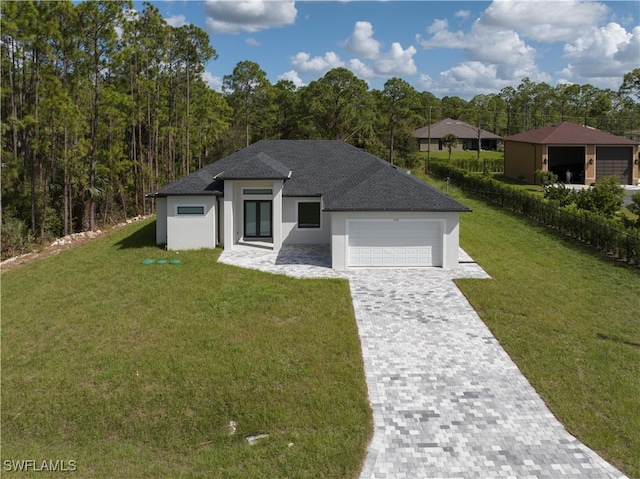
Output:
[216, 196, 221, 246]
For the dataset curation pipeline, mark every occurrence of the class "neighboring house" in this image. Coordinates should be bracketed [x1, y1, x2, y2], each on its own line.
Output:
[148, 140, 471, 270]
[504, 122, 639, 185]
[413, 118, 502, 152]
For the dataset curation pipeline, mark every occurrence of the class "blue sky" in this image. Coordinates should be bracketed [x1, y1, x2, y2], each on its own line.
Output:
[146, 0, 639, 99]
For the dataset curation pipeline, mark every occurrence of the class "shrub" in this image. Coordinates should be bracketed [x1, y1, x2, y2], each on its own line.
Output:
[627, 192, 640, 217]
[1, 215, 34, 260]
[457, 157, 503, 173]
[535, 169, 558, 187]
[574, 176, 625, 218]
[401, 153, 422, 171]
[425, 161, 640, 265]
[544, 183, 575, 207]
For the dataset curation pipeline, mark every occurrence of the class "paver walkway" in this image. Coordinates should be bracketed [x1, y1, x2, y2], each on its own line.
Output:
[218, 245, 628, 479]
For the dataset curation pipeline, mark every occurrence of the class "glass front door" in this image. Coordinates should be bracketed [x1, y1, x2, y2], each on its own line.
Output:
[244, 200, 272, 238]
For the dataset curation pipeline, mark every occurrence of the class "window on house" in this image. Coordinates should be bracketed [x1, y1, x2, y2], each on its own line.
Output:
[177, 206, 205, 215]
[243, 188, 273, 195]
[297, 202, 321, 229]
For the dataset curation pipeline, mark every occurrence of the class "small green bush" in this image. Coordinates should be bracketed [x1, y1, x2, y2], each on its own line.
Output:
[1, 215, 34, 260]
[544, 183, 575, 207]
[535, 169, 558, 187]
[400, 153, 422, 171]
[574, 176, 625, 218]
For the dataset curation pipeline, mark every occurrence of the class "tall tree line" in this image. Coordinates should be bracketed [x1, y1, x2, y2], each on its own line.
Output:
[1, 0, 230, 249]
[220, 64, 639, 164]
[2, 1, 638, 256]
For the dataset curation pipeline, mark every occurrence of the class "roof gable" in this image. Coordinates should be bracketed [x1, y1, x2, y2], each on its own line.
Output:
[505, 122, 638, 145]
[216, 152, 291, 180]
[325, 162, 470, 211]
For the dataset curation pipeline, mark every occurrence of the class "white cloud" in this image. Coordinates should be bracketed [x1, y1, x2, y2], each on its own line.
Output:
[417, 19, 466, 49]
[468, 28, 530, 64]
[419, 18, 540, 83]
[204, 0, 296, 34]
[414, 0, 635, 96]
[290, 51, 344, 74]
[454, 10, 470, 20]
[480, 0, 610, 42]
[202, 71, 223, 91]
[348, 58, 375, 79]
[614, 25, 640, 63]
[373, 42, 417, 76]
[293, 39, 416, 82]
[417, 74, 434, 90]
[343, 21, 381, 59]
[277, 70, 305, 88]
[245, 37, 261, 47]
[562, 23, 638, 83]
[427, 19, 449, 35]
[337, 21, 416, 80]
[165, 14, 186, 28]
[432, 62, 508, 97]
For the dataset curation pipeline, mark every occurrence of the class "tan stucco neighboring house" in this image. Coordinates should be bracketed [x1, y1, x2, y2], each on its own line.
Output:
[504, 122, 639, 185]
[413, 118, 502, 152]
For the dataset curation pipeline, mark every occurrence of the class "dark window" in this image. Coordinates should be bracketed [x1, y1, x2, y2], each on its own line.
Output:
[177, 206, 204, 215]
[298, 202, 321, 229]
[243, 188, 272, 195]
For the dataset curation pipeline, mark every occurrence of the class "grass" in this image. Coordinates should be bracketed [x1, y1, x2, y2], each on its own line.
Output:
[1, 219, 372, 478]
[3, 190, 640, 478]
[420, 150, 505, 162]
[489, 173, 546, 194]
[420, 174, 640, 478]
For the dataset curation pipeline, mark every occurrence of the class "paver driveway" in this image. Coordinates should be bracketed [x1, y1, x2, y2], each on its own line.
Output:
[219, 246, 627, 479]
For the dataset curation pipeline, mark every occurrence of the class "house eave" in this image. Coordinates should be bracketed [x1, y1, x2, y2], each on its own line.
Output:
[146, 191, 222, 198]
[324, 207, 472, 213]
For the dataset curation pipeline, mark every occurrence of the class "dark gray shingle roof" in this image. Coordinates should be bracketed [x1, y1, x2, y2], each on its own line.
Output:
[216, 152, 291, 179]
[149, 140, 470, 212]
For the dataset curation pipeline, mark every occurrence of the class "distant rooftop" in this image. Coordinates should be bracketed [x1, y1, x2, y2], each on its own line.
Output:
[505, 122, 638, 145]
[414, 118, 501, 140]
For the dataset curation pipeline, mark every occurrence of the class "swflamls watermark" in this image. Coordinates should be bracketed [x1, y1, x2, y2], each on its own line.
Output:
[3, 459, 77, 472]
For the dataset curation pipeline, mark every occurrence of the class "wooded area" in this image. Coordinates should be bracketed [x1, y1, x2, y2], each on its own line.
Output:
[2, 0, 639, 257]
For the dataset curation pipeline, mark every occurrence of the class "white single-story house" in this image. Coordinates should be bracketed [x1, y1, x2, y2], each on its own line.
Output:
[148, 140, 471, 270]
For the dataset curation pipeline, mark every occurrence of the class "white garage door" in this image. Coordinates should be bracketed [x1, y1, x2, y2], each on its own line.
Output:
[347, 220, 442, 267]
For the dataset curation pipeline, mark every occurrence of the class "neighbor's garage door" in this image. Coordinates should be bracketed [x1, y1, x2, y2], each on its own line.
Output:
[596, 147, 633, 184]
[347, 220, 442, 267]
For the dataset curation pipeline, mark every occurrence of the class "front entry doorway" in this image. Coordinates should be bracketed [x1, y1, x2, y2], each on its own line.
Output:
[244, 200, 272, 239]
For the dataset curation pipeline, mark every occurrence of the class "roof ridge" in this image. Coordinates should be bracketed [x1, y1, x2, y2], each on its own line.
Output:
[216, 150, 291, 180]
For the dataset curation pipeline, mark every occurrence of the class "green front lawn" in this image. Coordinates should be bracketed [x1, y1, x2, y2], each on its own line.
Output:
[3, 190, 639, 478]
[422, 176, 639, 478]
[1, 220, 372, 478]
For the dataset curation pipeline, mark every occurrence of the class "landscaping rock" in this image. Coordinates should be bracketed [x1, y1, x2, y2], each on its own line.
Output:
[246, 434, 269, 445]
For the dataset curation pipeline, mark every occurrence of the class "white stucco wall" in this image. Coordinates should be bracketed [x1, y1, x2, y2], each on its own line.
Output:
[282, 197, 331, 245]
[329, 211, 460, 270]
[155, 197, 167, 245]
[222, 180, 284, 251]
[166, 195, 216, 250]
